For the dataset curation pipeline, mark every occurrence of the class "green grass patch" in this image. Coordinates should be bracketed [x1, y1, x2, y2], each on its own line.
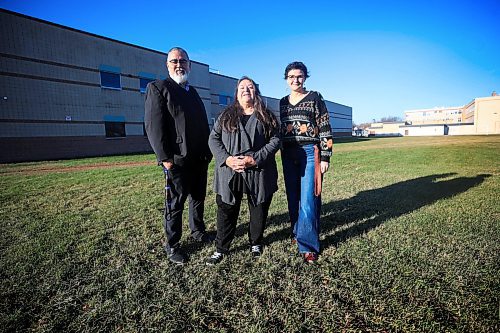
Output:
[1, 136, 499, 332]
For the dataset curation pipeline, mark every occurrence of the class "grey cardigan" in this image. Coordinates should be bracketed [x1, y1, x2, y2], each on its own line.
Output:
[209, 113, 280, 205]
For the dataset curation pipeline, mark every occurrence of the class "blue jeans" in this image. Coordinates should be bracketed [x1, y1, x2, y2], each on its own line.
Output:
[281, 144, 321, 253]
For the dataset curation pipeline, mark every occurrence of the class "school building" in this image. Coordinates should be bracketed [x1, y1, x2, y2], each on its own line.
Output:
[0, 9, 352, 163]
[364, 93, 500, 137]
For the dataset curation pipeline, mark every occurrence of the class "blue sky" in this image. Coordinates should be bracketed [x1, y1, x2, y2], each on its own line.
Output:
[1, 0, 499, 123]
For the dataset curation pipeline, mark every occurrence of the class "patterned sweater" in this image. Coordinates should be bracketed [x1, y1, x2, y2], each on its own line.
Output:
[279, 91, 333, 162]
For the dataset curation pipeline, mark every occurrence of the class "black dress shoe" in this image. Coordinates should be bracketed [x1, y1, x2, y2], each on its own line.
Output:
[165, 247, 188, 265]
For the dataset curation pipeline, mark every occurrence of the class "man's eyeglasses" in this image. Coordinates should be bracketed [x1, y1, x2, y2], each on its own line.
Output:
[168, 59, 189, 65]
[287, 75, 304, 80]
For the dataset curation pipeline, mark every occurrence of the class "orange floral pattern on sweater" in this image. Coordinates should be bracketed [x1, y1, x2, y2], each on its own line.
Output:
[279, 91, 333, 162]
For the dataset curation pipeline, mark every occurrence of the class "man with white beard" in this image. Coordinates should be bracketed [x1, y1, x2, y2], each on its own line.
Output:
[145, 47, 214, 265]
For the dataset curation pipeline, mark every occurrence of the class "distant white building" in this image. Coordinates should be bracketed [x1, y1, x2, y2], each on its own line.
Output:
[361, 93, 500, 137]
[405, 106, 463, 125]
[402, 94, 500, 136]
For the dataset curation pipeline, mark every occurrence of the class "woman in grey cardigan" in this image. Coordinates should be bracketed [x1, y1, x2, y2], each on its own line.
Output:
[206, 76, 280, 265]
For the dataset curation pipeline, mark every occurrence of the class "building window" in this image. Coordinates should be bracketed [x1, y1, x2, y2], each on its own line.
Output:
[138, 72, 156, 93]
[219, 95, 232, 106]
[99, 65, 121, 90]
[105, 121, 126, 138]
[140, 78, 154, 93]
[104, 115, 126, 138]
[100, 72, 121, 89]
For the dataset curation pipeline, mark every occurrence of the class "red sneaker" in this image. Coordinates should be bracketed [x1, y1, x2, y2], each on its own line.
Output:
[304, 252, 318, 263]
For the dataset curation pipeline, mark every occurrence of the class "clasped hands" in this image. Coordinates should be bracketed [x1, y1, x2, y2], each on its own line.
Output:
[226, 155, 256, 173]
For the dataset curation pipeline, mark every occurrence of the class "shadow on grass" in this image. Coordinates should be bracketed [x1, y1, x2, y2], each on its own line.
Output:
[230, 173, 490, 253]
[320, 173, 490, 249]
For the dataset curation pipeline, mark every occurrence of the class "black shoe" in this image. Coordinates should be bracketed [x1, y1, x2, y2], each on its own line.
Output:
[191, 232, 215, 244]
[250, 245, 263, 258]
[206, 251, 224, 265]
[165, 247, 188, 265]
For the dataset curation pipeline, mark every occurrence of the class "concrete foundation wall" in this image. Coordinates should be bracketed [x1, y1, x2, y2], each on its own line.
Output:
[0, 136, 152, 163]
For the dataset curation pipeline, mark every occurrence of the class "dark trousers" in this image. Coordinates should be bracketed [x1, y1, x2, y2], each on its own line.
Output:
[163, 162, 208, 249]
[215, 193, 272, 253]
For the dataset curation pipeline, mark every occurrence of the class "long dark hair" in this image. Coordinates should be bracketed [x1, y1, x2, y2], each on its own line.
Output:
[218, 76, 278, 139]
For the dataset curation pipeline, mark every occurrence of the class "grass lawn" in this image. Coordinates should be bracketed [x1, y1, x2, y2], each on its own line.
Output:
[1, 135, 499, 332]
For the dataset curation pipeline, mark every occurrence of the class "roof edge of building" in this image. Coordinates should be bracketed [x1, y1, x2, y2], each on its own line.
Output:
[0, 8, 210, 67]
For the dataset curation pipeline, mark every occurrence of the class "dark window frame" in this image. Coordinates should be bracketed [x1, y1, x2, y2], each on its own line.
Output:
[105, 121, 126, 138]
[139, 77, 154, 93]
[100, 71, 122, 90]
[219, 95, 232, 106]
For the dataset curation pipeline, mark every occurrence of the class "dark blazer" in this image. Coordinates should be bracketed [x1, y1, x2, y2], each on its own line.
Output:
[144, 78, 212, 166]
[209, 113, 280, 205]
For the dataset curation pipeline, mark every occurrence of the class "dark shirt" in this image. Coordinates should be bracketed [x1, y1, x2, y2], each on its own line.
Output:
[144, 78, 212, 166]
[279, 91, 333, 162]
[167, 80, 210, 160]
[229, 114, 252, 193]
[241, 114, 252, 127]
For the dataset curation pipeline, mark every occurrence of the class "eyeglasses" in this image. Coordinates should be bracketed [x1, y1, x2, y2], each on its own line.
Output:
[168, 59, 189, 65]
[287, 75, 304, 80]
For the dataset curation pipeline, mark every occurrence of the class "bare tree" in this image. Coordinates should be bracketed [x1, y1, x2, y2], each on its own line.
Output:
[380, 116, 403, 122]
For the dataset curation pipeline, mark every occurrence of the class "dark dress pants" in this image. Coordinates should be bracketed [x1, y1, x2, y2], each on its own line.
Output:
[215, 193, 272, 253]
[163, 161, 208, 249]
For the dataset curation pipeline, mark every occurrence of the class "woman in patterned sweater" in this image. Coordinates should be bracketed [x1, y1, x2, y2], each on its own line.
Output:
[280, 61, 333, 263]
